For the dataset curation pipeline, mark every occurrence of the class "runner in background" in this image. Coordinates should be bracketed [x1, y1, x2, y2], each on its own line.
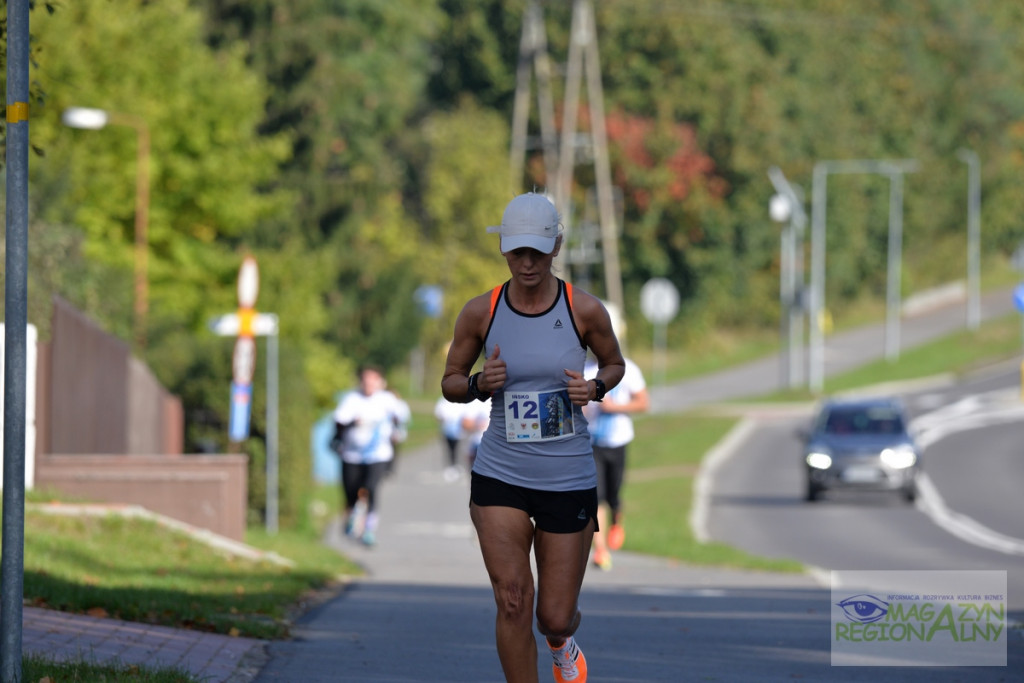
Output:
[435, 396, 466, 482]
[584, 304, 649, 570]
[332, 365, 410, 547]
[461, 396, 491, 472]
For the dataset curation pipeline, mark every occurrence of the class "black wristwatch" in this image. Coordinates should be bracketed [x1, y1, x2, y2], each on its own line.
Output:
[591, 378, 607, 402]
[468, 372, 491, 402]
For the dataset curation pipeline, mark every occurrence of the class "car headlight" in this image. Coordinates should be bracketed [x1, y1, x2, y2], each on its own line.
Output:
[806, 451, 832, 469]
[880, 445, 917, 469]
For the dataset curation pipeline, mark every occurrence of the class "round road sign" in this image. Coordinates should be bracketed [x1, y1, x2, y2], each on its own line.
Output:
[414, 284, 444, 318]
[640, 278, 680, 324]
[1013, 283, 1024, 313]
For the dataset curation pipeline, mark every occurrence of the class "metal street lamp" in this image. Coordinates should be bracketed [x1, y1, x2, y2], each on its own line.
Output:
[62, 106, 151, 350]
[956, 148, 981, 331]
[768, 167, 807, 391]
[808, 159, 918, 393]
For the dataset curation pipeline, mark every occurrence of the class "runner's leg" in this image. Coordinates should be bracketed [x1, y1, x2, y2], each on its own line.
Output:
[471, 502, 539, 683]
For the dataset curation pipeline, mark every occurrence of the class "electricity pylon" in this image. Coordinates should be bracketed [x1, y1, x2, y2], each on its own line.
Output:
[509, 0, 624, 318]
[509, 0, 558, 195]
[556, 0, 624, 315]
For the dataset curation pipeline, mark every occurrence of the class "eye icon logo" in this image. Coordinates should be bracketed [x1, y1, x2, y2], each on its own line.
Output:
[836, 594, 889, 624]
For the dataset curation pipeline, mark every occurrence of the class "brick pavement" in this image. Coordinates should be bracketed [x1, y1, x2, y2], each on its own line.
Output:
[22, 605, 266, 682]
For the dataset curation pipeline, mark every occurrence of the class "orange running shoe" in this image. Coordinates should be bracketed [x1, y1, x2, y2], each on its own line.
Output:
[591, 548, 612, 571]
[607, 524, 625, 550]
[548, 636, 587, 682]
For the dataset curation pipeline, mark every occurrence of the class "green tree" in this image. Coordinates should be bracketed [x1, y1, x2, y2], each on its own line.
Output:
[200, 0, 445, 387]
[26, 0, 319, 525]
[413, 98, 511, 377]
[31, 0, 292, 336]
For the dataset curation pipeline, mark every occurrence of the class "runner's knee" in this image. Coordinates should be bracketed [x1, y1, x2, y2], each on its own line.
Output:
[536, 606, 580, 638]
[494, 580, 534, 624]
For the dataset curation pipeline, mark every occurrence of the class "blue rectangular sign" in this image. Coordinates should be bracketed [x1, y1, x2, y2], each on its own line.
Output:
[229, 381, 253, 442]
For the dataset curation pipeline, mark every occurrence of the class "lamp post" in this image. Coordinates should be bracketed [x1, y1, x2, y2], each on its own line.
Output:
[768, 167, 807, 391]
[62, 106, 150, 350]
[956, 148, 981, 331]
[808, 159, 918, 392]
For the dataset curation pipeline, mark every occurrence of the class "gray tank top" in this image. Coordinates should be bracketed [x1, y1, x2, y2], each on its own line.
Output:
[473, 279, 596, 491]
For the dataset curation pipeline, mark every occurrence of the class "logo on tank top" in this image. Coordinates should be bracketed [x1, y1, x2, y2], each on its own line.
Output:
[553, 319, 563, 329]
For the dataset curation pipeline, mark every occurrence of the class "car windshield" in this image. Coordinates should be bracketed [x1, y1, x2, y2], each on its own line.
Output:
[820, 406, 904, 435]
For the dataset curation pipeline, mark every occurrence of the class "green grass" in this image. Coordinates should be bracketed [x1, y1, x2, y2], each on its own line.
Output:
[630, 326, 781, 386]
[823, 313, 1022, 394]
[751, 312, 1023, 403]
[15, 506, 357, 641]
[23, 654, 199, 682]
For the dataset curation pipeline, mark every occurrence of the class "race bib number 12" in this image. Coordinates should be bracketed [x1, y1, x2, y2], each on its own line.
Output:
[504, 390, 575, 442]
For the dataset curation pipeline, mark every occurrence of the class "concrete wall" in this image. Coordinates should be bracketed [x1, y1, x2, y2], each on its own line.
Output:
[47, 297, 183, 455]
[32, 297, 247, 542]
[34, 453, 248, 541]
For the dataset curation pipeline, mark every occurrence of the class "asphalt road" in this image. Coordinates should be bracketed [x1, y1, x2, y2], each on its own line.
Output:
[706, 365, 1024, 613]
[250, 290, 1024, 681]
[927, 419, 1024, 542]
[253, 436, 1023, 682]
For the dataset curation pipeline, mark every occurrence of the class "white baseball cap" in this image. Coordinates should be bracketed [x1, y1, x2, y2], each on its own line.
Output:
[486, 193, 561, 254]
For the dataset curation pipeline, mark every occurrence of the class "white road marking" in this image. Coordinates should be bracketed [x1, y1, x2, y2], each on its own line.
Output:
[914, 472, 1024, 556]
[697, 389, 1024, 561]
[690, 418, 758, 544]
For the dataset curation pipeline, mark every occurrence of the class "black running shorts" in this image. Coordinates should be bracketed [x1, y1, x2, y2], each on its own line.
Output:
[470, 472, 598, 534]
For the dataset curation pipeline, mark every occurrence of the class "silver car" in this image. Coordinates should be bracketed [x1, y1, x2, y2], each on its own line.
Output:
[801, 397, 920, 503]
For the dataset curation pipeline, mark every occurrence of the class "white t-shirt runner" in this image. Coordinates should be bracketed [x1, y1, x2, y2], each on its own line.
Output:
[333, 389, 410, 465]
[584, 357, 646, 448]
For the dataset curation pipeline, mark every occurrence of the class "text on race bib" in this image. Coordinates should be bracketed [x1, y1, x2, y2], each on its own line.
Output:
[503, 390, 576, 442]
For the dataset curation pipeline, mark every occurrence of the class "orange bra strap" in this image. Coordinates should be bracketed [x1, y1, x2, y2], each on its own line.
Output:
[489, 285, 503, 318]
[565, 281, 574, 312]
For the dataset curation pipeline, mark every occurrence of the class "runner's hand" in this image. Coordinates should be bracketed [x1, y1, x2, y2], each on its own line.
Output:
[564, 368, 591, 406]
[480, 345, 506, 393]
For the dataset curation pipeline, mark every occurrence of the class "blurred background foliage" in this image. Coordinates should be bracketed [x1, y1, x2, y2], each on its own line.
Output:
[2, 0, 1024, 526]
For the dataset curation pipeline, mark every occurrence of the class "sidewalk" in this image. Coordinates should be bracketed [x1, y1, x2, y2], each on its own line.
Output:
[22, 286, 1022, 681]
[21, 605, 265, 682]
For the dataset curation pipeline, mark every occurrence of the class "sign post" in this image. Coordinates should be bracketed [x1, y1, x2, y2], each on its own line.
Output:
[640, 278, 680, 385]
[410, 285, 443, 394]
[210, 257, 281, 534]
[230, 257, 259, 443]
[1014, 284, 1024, 401]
